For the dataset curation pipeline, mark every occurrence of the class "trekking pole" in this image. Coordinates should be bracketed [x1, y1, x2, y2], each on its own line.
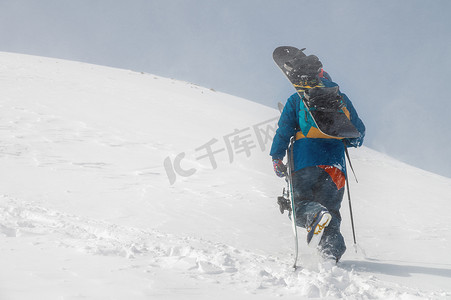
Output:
[287, 137, 299, 270]
[343, 142, 357, 247]
[344, 144, 358, 183]
[277, 102, 299, 269]
[345, 170, 357, 246]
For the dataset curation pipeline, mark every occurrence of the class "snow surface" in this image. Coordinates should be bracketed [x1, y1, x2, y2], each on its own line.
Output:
[0, 52, 450, 299]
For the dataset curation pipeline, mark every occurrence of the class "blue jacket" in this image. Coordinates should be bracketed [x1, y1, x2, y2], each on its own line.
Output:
[270, 78, 365, 174]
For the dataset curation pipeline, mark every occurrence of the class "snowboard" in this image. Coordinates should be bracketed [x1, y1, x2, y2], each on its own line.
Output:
[273, 46, 360, 139]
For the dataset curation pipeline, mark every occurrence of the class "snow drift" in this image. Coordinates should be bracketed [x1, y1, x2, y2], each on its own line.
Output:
[0, 52, 450, 299]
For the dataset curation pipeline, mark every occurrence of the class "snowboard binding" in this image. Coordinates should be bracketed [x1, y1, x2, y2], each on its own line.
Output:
[277, 188, 292, 214]
[304, 86, 345, 112]
[283, 54, 323, 87]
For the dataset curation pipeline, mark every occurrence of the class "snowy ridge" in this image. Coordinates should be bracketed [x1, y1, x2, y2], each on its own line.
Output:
[1, 195, 443, 299]
[1, 52, 451, 299]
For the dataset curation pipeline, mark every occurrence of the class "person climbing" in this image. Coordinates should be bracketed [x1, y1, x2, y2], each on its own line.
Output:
[270, 50, 365, 262]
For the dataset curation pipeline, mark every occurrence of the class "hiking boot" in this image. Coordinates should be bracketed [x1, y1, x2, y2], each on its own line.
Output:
[320, 250, 339, 264]
[307, 211, 332, 246]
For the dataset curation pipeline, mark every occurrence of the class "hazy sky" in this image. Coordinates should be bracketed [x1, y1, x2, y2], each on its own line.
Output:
[1, 0, 450, 177]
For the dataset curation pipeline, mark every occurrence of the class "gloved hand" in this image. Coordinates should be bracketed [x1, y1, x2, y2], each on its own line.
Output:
[272, 159, 287, 177]
[345, 137, 363, 148]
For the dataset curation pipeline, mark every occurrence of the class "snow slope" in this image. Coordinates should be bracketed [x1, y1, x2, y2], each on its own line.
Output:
[0, 52, 450, 299]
